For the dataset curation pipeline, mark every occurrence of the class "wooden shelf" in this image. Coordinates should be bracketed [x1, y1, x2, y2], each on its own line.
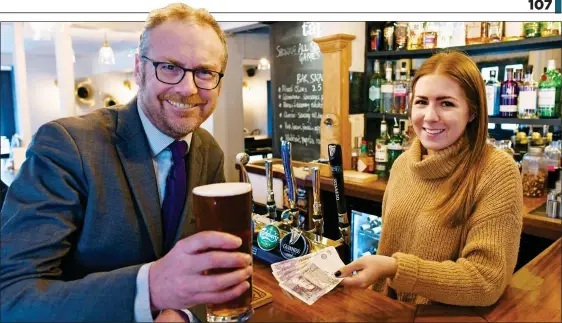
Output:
[364, 113, 562, 126]
[366, 36, 562, 59]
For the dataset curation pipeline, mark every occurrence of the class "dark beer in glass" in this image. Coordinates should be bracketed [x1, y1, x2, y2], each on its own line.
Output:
[193, 182, 253, 322]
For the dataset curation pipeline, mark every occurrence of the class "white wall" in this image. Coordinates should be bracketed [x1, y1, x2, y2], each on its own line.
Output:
[318, 22, 366, 72]
[201, 36, 245, 182]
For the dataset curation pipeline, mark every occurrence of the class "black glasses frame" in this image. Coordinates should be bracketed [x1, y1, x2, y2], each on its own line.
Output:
[141, 55, 224, 90]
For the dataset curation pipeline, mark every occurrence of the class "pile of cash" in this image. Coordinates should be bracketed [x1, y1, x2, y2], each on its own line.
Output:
[271, 246, 345, 305]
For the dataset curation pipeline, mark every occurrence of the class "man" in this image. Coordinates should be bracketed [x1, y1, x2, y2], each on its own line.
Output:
[0, 3, 252, 322]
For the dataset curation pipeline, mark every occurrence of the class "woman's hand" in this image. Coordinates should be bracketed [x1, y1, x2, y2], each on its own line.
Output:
[335, 255, 398, 288]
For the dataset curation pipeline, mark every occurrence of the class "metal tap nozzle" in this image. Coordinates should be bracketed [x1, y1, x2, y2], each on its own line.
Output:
[236, 152, 251, 185]
[311, 166, 324, 242]
[264, 160, 278, 221]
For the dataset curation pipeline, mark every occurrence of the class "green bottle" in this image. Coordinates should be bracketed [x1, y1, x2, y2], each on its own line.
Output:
[368, 60, 383, 113]
[538, 59, 562, 118]
[387, 123, 403, 173]
[375, 119, 389, 179]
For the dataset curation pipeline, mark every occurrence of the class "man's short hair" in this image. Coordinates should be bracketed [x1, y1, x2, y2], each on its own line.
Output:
[138, 3, 228, 73]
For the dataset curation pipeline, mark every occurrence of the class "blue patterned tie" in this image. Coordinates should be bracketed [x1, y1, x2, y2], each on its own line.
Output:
[162, 140, 188, 253]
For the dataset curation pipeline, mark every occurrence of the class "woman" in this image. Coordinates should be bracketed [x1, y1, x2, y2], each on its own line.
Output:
[335, 50, 523, 307]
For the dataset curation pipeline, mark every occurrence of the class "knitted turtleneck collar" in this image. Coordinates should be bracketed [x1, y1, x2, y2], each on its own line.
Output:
[407, 135, 468, 180]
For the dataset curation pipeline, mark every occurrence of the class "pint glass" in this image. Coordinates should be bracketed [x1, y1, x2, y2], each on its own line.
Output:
[193, 182, 254, 322]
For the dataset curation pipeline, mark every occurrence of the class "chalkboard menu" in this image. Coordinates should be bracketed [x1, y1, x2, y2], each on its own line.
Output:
[270, 22, 323, 162]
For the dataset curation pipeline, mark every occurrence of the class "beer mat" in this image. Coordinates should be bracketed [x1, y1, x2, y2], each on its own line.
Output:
[251, 285, 273, 309]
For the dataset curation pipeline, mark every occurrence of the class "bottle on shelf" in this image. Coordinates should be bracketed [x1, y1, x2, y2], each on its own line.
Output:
[381, 62, 394, 114]
[487, 22, 503, 42]
[540, 22, 561, 37]
[369, 26, 382, 51]
[518, 65, 538, 119]
[367, 141, 376, 174]
[393, 62, 409, 114]
[407, 22, 425, 50]
[544, 130, 561, 170]
[351, 136, 360, 171]
[368, 59, 383, 113]
[437, 22, 454, 48]
[500, 68, 519, 118]
[524, 22, 541, 38]
[485, 69, 501, 116]
[375, 119, 389, 179]
[395, 22, 409, 50]
[504, 22, 525, 41]
[538, 59, 562, 118]
[387, 121, 403, 173]
[357, 139, 374, 173]
[383, 21, 395, 51]
[452, 22, 466, 47]
[465, 22, 487, 45]
[422, 22, 438, 49]
[400, 119, 411, 152]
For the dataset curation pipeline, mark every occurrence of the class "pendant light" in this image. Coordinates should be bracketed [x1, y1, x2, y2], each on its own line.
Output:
[98, 32, 115, 65]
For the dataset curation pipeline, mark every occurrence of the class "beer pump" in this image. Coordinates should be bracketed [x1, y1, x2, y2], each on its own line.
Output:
[327, 144, 351, 246]
[264, 160, 279, 221]
[311, 166, 324, 242]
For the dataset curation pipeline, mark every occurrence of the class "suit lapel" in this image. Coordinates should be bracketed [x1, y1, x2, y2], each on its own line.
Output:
[114, 100, 163, 258]
[174, 130, 204, 242]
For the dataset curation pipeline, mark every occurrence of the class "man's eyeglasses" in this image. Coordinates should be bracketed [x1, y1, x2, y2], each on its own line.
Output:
[141, 56, 224, 90]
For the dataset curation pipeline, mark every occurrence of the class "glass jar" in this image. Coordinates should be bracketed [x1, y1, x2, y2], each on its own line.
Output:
[521, 146, 549, 198]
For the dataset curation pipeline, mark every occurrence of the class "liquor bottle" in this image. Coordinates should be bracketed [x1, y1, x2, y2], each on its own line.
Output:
[540, 22, 561, 37]
[465, 22, 487, 45]
[387, 122, 403, 173]
[357, 139, 374, 173]
[368, 60, 383, 113]
[485, 70, 501, 116]
[393, 62, 408, 114]
[452, 22, 466, 46]
[407, 22, 424, 50]
[504, 22, 525, 41]
[383, 21, 395, 51]
[395, 22, 408, 50]
[524, 22, 541, 38]
[400, 119, 411, 152]
[369, 26, 382, 51]
[518, 65, 538, 119]
[351, 137, 360, 171]
[500, 68, 519, 118]
[367, 141, 376, 174]
[487, 22, 503, 42]
[538, 60, 562, 118]
[422, 22, 438, 49]
[381, 62, 394, 114]
[437, 22, 454, 48]
[375, 120, 389, 179]
[544, 130, 561, 170]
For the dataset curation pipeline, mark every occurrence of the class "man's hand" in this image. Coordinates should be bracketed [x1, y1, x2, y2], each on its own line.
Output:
[149, 231, 253, 310]
[154, 309, 187, 322]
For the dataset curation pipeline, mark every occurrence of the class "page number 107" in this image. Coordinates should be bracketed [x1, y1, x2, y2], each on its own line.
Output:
[528, 0, 552, 10]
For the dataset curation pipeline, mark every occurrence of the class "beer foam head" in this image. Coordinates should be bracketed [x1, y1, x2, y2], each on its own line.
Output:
[193, 182, 252, 197]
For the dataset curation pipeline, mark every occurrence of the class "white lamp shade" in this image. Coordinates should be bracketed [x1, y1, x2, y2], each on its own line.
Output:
[99, 43, 115, 65]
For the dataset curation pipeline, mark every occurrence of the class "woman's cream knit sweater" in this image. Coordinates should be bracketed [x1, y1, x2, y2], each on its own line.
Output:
[374, 136, 523, 306]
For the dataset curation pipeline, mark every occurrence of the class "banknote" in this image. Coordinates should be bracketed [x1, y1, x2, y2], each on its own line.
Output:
[278, 262, 342, 305]
[271, 246, 345, 305]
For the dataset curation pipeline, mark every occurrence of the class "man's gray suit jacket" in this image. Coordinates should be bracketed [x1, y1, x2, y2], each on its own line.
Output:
[0, 99, 226, 322]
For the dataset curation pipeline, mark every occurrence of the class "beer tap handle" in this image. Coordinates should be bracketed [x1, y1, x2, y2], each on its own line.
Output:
[328, 144, 351, 246]
[264, 160, 278, 221]
[281, 141, 299, 228]
[236, 152, 256, 214]
[311, 166, 324, 242]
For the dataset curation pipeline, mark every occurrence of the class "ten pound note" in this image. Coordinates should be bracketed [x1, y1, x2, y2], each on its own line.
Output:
[271, 246, 345, 305]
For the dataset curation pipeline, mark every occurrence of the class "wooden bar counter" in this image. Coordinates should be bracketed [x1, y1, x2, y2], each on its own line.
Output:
[242, 158, 561, 240]
[250, 238, 561, 322]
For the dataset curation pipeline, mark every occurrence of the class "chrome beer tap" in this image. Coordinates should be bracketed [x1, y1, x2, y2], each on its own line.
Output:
[280, 141, 301, 230]
[264, 160, 278, 221]
[311, 166, 324, 242]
